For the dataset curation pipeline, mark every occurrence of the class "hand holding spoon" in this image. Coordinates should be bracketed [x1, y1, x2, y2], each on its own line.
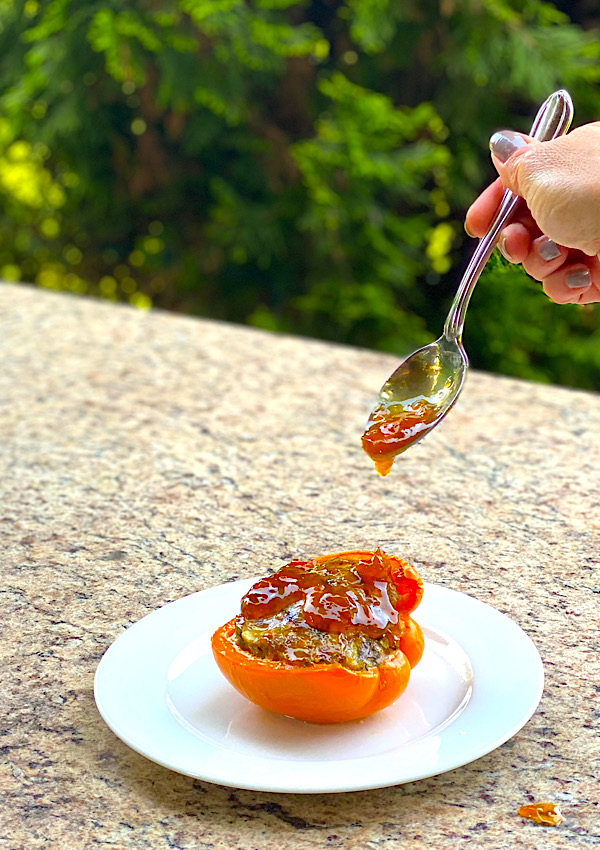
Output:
[362, 90, 574, 476]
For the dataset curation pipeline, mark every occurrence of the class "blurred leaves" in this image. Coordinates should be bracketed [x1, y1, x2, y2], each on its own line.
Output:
[0, 0, 599, 384]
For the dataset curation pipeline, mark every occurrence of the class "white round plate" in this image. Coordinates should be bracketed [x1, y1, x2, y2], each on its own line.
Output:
[94, 580, 543, 794]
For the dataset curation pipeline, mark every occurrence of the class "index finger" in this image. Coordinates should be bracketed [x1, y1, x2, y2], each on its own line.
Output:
[465, 177, 505, 237]
[465, 178, 540, 241]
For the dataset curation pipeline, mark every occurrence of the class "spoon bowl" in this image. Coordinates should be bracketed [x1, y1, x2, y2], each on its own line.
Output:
[362, 337, 466, 475]
[376, 336, 466, 411]
[362, 90, 574, 476]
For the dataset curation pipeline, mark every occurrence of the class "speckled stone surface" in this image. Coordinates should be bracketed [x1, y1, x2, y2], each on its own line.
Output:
[0, 284, 598, 849]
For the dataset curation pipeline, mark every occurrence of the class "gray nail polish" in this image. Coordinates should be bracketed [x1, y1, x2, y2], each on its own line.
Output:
[538, 239, 561, 261]
[490, 130, 528, 163]
[566, 269, 591, 289]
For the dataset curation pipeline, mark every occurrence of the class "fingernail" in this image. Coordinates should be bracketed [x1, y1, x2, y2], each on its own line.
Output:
[566, 269, 591, 289]
[499, 236, 514, 262]
[464, 221, 475, 238]
[538, 239, 561, 262]
[490, 130, 528, 163]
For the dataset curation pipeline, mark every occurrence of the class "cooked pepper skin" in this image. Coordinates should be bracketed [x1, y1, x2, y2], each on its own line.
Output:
[398, 615, 424, 668]
[212, 617, 414, 723]
[211, 550, 425, 724]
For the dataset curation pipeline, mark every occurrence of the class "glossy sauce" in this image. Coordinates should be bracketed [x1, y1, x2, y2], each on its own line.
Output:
[362, 399, 440, 476]
[241, 550, 410, 638]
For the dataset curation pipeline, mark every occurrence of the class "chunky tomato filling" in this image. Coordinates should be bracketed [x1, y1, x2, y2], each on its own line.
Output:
[236, 549, 421, 671]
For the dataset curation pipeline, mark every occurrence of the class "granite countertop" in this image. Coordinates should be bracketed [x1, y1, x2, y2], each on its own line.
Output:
[0, 284, 598, 849]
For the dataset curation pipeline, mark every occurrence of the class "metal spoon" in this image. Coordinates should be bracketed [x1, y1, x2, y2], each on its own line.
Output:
[362, 90, 574, 476]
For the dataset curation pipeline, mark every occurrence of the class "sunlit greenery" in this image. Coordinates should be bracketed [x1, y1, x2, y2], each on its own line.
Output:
[0, 0, 599, 386]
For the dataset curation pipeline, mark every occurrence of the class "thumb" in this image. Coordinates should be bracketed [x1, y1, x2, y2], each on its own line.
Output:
[489, 130, 540, 198]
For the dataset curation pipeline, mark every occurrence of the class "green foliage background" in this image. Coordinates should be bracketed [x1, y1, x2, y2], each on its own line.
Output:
[1, 0, 600, 387]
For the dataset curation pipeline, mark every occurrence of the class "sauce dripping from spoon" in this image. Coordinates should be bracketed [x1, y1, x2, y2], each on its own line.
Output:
[362, 397, 442, 476]
[361, 358, 458, 475]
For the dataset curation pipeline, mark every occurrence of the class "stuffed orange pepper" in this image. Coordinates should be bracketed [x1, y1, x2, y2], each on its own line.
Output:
[211, 549, 424, 724]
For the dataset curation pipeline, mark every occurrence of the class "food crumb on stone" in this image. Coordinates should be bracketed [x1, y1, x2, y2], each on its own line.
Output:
[518, 803, 564, 826]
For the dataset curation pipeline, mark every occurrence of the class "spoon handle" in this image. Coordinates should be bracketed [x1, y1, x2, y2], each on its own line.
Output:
[444, 90, 574, 342]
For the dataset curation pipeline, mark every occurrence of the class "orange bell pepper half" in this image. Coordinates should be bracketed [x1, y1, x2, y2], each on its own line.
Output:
[212, 550, 424, 723]
[212, 618, 418, 724]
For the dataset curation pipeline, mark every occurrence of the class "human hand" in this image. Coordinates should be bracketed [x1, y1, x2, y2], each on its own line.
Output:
[465, 123, 600, 304]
